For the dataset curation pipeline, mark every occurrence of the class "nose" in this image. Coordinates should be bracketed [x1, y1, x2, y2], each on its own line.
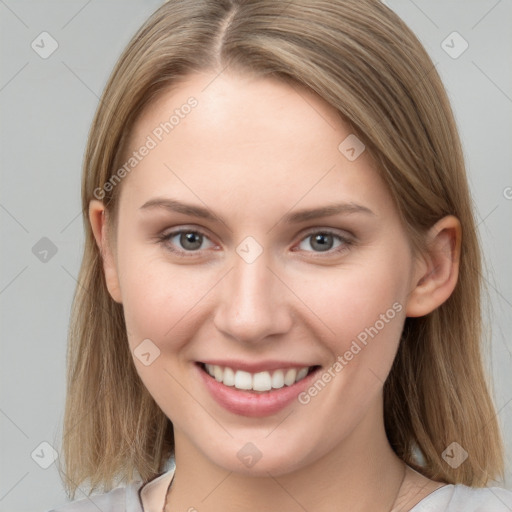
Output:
[213, 249, 293, 345]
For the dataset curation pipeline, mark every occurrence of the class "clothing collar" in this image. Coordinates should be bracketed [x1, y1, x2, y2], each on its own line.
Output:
[138, 466, 175, 512]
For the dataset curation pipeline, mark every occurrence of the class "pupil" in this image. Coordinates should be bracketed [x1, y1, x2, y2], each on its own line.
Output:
[181, 232, 202, 250]
[312, 233, 332, 252]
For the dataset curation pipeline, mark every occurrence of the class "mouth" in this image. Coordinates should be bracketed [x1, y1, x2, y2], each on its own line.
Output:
[196, 362, 321, 394]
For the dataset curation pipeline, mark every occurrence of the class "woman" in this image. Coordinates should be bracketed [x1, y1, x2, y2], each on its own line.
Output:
[49, 1, 512, 510]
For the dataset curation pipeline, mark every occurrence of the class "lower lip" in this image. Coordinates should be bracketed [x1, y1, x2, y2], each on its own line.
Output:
[196, 363, 321, 417]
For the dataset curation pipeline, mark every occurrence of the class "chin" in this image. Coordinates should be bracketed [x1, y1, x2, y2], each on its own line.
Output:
[203, 439, 314, 478]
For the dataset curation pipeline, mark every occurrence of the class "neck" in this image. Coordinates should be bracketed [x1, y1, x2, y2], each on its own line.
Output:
[165, 405, 407, 512]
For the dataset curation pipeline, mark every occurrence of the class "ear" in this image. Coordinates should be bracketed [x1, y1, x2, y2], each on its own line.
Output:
[89, 200, 122, 303]
[405, 215, 461, 317]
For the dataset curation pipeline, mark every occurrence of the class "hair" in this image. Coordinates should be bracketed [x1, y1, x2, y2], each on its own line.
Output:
[58, 0, 504, 499]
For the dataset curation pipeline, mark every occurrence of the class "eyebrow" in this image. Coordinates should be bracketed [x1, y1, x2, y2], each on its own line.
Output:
[139, 197, 375, 224]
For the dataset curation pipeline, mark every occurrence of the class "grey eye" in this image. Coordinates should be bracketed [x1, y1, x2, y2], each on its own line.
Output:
[310, 233, 334, 251]
[177, 231, 203, 250]
[299, 232, 344, 252]
[163, 230, 214, 252]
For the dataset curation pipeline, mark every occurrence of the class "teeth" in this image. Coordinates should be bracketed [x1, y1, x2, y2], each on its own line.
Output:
[234, 370, 253, 390]
[213, 365, 223, 382]
[253, 371, 272, 391]
[271, 370, 285, 389]
[223, 366, 235, 386]
[203, 364, 312, 392]
[284, 369, 297, 386]
[296, 367, 309, 381]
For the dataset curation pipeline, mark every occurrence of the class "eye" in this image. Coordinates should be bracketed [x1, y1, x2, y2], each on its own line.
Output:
[158, 229, 216, 255]
[296, 230, 353, 254]
[157, 227, 353, 258]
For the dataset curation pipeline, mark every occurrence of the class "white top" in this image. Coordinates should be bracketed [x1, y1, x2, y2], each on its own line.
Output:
[47, 462, 512, 512]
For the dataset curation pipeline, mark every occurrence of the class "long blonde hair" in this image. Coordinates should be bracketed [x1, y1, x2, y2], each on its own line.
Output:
[59, 0, 504, 498]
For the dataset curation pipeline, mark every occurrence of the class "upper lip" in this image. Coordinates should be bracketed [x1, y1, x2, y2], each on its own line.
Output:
[198, 359, 319, 373]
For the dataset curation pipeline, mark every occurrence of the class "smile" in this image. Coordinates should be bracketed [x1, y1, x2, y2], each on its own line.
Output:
[196, 361, 322, 417]
[200, 363, 317, 392]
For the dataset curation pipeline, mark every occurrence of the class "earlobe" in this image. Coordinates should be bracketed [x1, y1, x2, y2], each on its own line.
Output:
[405, 215, 461, 317]
[88, 200, 123, 304]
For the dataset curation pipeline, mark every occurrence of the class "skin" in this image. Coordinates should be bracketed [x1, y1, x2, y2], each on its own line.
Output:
[90, 71, 460, 511]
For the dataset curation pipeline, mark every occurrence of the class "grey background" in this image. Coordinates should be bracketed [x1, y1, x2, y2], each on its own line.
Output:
[0, 1, 511, 511]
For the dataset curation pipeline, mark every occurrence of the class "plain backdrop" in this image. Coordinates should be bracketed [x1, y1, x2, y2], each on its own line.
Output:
[0, 1, 511, 511]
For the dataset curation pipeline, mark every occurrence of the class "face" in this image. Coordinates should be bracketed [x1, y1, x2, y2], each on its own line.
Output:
[101, 71, 422, 476]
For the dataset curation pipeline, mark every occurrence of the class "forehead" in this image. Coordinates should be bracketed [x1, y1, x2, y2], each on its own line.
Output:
[131, 71, 343, 157]
[120, 71, 394, 219]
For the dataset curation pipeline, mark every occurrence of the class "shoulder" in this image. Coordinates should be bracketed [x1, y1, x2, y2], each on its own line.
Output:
[45, 480, 144, 512]
[412, 483, 512, 511]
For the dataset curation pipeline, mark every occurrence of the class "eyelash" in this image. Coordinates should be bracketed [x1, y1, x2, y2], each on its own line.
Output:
[156, 227, 355, 258]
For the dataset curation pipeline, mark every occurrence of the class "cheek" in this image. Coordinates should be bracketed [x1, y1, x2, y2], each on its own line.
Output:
[116, 250, 216, 416]
[118, 248, 216, 348]
[288, 261, 407, 441]
[293, 259, 407, 347]
[286, 253, 411, 410]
